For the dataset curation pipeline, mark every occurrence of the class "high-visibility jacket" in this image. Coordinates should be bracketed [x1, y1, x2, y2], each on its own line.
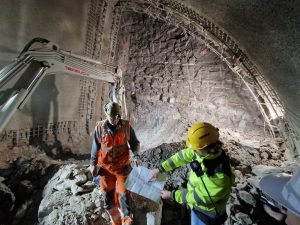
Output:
[90, 119, 140, 171]
[97, 119, 130, 167]
[160, 147, 235, 218]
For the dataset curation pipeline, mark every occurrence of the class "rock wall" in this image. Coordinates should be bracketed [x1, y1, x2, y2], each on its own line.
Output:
[0, 75, 111, 163]
[0, 0, 113, 163]
[117, 12, 267, 150]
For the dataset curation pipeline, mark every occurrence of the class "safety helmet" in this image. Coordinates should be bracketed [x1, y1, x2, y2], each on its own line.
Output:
[104, 102, 121, 118]
[186, 122, 219, 151]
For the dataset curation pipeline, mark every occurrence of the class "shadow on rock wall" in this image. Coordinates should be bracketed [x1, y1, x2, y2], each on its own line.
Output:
[28, 75, 85, 160]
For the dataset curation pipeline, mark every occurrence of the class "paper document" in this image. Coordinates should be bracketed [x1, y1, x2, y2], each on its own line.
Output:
[124, 166, 166, 202]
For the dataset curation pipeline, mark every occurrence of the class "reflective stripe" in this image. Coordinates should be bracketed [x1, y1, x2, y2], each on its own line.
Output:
[167, 158, 176, 169]
[101, 145, 111, 152]
[188, 180, 195, 189]
[182, 189, 188, 203]
[178, 151, 189, 163]
[193, 206, 217, 218]
[193, 191, 205, 205]
[101, 144, 128, 152]
[192, 153, 197, 160]
[187, 181, 206, 204]
[108, 207, 122, 224]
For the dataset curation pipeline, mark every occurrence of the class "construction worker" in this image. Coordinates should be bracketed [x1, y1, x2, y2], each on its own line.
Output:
[89, 102, 140, 225]
[149, 122, 235, 225]
[259, 168, 300, 225]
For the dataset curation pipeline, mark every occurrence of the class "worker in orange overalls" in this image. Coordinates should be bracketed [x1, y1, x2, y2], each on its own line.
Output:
[89, 102, 140, 225]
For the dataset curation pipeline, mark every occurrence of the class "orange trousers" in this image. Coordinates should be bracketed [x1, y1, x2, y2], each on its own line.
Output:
[99, 166, 130, 194]
[99, 166, 132, 218]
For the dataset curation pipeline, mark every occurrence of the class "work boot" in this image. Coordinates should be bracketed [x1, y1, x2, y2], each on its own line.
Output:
[102, 192, 111, 209]
[122, 216, 133, 225]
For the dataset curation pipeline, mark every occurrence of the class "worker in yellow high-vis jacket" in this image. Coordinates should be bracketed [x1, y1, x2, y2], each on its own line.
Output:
[149, 122, 235, 225]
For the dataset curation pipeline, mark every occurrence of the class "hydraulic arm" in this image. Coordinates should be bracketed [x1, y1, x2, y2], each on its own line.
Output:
[0, 38, 126, 133]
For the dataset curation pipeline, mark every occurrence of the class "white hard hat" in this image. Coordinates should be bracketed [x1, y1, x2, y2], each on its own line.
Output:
[259, 168, 300, 217]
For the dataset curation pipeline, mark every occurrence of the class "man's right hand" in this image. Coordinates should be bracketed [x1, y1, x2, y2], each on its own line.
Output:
[148, 168, 160, 182]
[89, 165, 98, 177]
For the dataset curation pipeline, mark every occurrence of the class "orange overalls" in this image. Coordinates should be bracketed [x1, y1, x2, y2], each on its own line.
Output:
[96, 119, 132, 219]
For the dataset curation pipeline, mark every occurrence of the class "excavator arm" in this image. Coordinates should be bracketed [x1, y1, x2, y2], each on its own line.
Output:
[0, 38, 126, 133]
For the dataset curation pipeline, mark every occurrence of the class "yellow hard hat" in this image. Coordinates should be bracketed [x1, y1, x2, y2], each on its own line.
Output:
[186, 122, 219, 151]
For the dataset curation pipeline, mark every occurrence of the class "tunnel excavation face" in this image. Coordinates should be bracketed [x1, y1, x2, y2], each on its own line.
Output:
[0, 5, 296, 225]
[112, 12, 292, 225]
[117, 12, 268, 150]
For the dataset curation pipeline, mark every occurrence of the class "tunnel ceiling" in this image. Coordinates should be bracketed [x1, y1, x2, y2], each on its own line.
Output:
[0, 0, 300, 157]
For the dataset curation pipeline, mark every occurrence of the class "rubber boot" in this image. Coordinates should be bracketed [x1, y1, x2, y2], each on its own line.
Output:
[103, 190, 114, 210]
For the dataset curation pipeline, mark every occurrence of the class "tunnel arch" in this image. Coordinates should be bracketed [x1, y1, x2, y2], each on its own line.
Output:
[111, 0, 284, 137]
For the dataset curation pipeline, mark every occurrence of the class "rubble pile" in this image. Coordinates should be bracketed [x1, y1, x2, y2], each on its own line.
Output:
[36, 164, 163, 225]
[0, 151, 60, 225]
[141, 142, 189, 189]
[1, 154, 163, 225]
[141, 137, 299, 225]
[1, 135, 299, 225]
[0, 156, 113, 225]
[38, 164, 110, 225]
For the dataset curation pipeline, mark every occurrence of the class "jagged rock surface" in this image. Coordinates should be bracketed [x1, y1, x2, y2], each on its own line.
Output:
[0, 150, 60, 225]
[117, 12, 267, 150]
[0, 135, 298, 225]
[38, 164, 109, 225]
[38, 163, 162, 225]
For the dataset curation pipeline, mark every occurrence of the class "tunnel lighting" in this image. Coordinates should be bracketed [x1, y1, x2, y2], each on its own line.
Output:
[266, 102, 284, 120]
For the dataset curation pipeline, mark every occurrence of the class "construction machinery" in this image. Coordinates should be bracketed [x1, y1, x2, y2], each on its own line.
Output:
[0, 38, 127, 134]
